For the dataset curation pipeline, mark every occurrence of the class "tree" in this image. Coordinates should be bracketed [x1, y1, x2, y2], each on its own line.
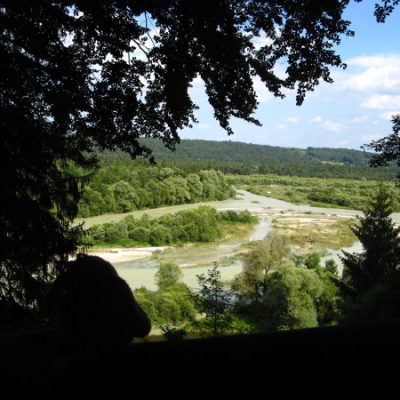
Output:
[232, 233, 290, 304]
[112, 181, 138, 212]
[367, 115, 400, 178]
[304, 253, 322, 270]
[325, 259, 339, 277]
[262, 264, 324, 331]
[341, 185, 400, 298]
[155, 262, 183, 291]
[1, 1, 394, 318]
[194, 263, 233, 336]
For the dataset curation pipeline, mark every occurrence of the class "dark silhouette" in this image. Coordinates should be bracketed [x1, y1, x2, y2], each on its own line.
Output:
[46, 254, 151, 350]
[366, 115, 400, 178]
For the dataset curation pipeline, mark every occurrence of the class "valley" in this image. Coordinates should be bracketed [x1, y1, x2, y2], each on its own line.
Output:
[85, 189, 400, 291]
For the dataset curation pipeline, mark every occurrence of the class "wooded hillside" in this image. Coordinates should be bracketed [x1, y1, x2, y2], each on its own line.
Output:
[141, 139, 396, 179]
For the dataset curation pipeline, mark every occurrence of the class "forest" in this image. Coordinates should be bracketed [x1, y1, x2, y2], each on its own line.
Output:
[77, 154, 234, 217]
[140, 138, 398, 179]
[230, 174, 400, 211]
[85, 207, 256, 247]
[78, 148, 400, 218]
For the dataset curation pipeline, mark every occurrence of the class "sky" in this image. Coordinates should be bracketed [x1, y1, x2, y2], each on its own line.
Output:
[179, 0, 400, 150]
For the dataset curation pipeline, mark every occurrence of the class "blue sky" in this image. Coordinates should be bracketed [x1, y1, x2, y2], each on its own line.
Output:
[180, 0, 400, 150]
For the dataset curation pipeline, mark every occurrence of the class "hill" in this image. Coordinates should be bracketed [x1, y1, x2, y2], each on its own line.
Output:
[140, 139, 397, 180]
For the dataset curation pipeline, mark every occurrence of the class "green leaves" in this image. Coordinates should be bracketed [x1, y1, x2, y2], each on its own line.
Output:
[193, 263, 233, 336]
[341, 184, 400, 298]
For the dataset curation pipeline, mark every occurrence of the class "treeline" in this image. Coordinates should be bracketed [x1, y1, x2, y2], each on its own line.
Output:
[85, 207, 256, 247]
[140, 138, 397, 180]
[229, 174, 400, 211]
[78, 154, 234, 217]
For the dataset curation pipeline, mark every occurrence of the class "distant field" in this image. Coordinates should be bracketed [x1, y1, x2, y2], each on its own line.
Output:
[228, 174, 400, 212]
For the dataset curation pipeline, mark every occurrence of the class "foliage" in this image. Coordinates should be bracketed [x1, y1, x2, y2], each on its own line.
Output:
[325, 259, 339, 277]
[219, 209, 257, 224]
[342, 272, 400, 324]
[287, 254, 341, 326]
[160, 324, 187, 341]
[232, 233, 290, 304]
[142, 138, 397, 180]
[341, 185, 400, 298]
[304, 253, 322, 270]
[155, 262, 183, 291]
[193, 264, 233, 336]
[78, 155, 234, 217]
[134, 282, 197, 328]
[259, 261, 340, 330]
[230, 174, 400, 211]
[233, 243, 341, 330]
[367, 115, 400, 180]
[262, 264, 324, 331]
[313, 266, 341, 326]
[86, 206, 255, 247]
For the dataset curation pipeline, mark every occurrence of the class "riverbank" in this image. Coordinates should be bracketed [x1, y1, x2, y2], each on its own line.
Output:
[88, 246, 169, 263]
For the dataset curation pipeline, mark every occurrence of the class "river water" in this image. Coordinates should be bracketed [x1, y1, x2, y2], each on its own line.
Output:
[115, 190, 400, 291]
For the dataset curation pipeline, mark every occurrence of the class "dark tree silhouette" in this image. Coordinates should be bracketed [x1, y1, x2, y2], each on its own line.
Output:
[1, 1, 396, 319]
[194, 263, 233, 336]
[341, 185, 400, 298]
[366, 115, 400, 178]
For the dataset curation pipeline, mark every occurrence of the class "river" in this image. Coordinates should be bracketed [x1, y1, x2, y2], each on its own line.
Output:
[110, 190, 400, 291]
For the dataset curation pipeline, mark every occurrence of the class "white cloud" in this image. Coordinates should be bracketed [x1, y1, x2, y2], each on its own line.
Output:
[197, 123, 210, 129]
[361, 95, 400, 110]
[253, 77, 274, 103]
[345, 54, 400, 94]
[287, 117, 299, 124]
[323, 121, 346, 133]
[352, 115, 369, 123]
[347, 54, 400, 68]
[379, 111, 400, 120]
[276, 123, 287, 129]
[360, 133, 383, 142]
[309, 116, 346, 132]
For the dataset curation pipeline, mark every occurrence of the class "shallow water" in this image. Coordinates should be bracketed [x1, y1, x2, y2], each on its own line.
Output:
[116, 215, 273, 290]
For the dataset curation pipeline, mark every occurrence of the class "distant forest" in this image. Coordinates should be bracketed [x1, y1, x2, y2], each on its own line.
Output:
[141, 139, 397, 180]
[77, 154, 234, 217]
[77, 140, 398, 217]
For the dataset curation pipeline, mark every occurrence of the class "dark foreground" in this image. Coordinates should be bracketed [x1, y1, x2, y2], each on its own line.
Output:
[1, 322, 399, 395]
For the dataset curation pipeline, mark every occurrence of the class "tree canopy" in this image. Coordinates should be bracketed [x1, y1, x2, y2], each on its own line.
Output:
[155, 262, 183, 291]
[341, 185, 400, 298]
[367, 116, 400, 179]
